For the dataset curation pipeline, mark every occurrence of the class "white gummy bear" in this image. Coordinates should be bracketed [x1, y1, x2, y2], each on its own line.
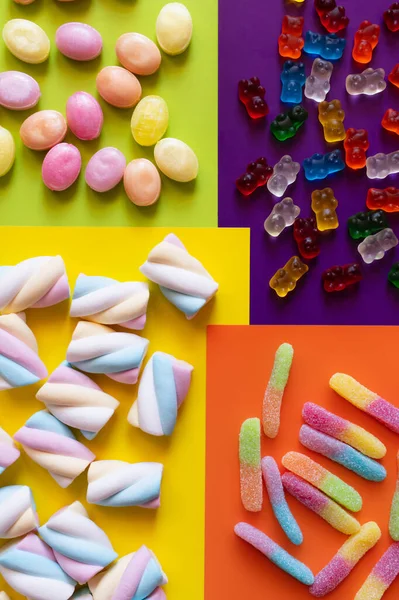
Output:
[366, 151, 399, 179]
[358, 228, 398, 264]
[305, 58, 333, 102]
[267, 155, 300, 198]
[346, 68, 386, 96]
[264, 197, 300, 237]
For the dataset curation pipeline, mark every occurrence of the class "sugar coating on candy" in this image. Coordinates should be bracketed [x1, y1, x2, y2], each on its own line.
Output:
[389, 452, 399, 541]
[264, 197, 300, 237]
[20, 110, 67, 151]
[66, 92, 103, 141]
[55, 23, 102, 62]
[234, 522, 314, 585]
[262, 343, 293, 438]
[239, 418, 262, 512]
[0, 71, 40, 111]
[85, 148, 127, 193]
[156, 3, 193, 56]
[0, 427, 20, 474]
[42, 143, 82, 192]
[0, 485, 38, 538]
[305, 58, 333, 102]
[3, 19, 50, 64]
[355, 542, 399, 600]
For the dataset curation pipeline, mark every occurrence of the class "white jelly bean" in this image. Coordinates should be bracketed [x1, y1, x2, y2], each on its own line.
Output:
[154, 138, 198, 182]
[156, 3, 193, 56]
[3, 19, 50, 64]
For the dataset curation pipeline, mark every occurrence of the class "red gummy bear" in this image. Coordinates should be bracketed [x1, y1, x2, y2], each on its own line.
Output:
[384, 3, 399, 32]
[382, 108, 399, 135]
[238, 77, 269, 119]
[389, 64, 399, 88]
[314, 0, 349, 33]
[236, 157, 273, 196]
[278, 16, 304, 59]
[366, 187, 399, 212]
[322, 263, 362, 292]
[293, 216, 320, 260]
[344, 128, 369, 170]
[352, 21, 380, 64]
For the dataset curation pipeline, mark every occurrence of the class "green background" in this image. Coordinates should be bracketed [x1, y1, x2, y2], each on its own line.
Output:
[0, 0, 217, 227]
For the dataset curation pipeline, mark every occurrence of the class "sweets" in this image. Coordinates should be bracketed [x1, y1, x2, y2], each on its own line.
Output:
[3, 19, 50, 64]
[344, 129, 369, 170]
[303, 150, 345, 180]
[367, 188, 399, 212]
[154, 138, 199, 182]
[278, 16, 304, 60]
[239, 418, 262, 512]
[0, 127, 15, 177]
[238, 77, 269, 119]
[346, 68, 386, 96]
[131, 96, 169, 146]
[367, 151, 399, 179]
[305, 58, 333, 102]
[353, 21, 380, 64]
[304, 31, 346, 60]
[55, 23, 102, 61]
[124, 158, 162, 206]
[42, 143, 82, 192]
[358, 229, 398, 264]
[96, 67, 142, 109]
[318, 100, 345, 143]
[0, 485, 38, 539]
[389, 452, 399, 540]
[85, 148, 126, 193]
[267, 155, 300, 198]
[20, 111, 67, 151]
[270, 105, 308, 141]
[116, 33, 161, 75]
[355, 542, 399, 600]
[156, 3, 193, 56]
[236, 157, 273, 196]
[264, 197, 300, 237]
[294, 216, 320, 259]
[280, 60, 306, 104]
[0, 427, 20, 474]
[348, 210, 388, 240]
[322, 263, 362, 293]
[0, 71, 40, 111]
[269, 256, 309, 298]
[311, 187, 339, 231]
[66, 92, 103, 141]
[262, 342, 293, 438]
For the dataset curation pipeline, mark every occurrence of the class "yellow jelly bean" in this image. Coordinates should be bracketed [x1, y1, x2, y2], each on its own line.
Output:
[156, 3, 193, 56]
[131, 95, 168, 147]
[0, 127, 16, 177]
[154, 138, 198, 182]
[3, 19, 50, 64]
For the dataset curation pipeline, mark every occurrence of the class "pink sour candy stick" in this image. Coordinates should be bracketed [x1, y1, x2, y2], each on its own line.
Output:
[355, 542, 399, 600]
[263, 343, 294, 438]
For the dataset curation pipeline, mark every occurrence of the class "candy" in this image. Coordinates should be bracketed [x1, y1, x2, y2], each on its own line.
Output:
[389, 452, 399, 540]
[262, 456, 303, 545]
[353, 21, 380, 64]
[344, 129, 369, 170]
[348, 209, 388, 240]
[299, 424, 387, 481]
[20, 110, 67, 151]
[3, 19, 50, 64]
[264, 197, 300, 237]
[322, 264, 362, 292]
[154, 137, 199, 182]
[116, 33, 161, 75]
[239, 418, 262, 512]
[367, 151, 399, 179]
[85, 148, 126, 193]
[0, 593, 10, 600]
[367, 188, 399, 211]
[156, 2, 192, 55]
[310, 522, 381, 597]
[36, 362, 119, 440]
[305, 58, 333, 102]
[39, 501, 117, 584]
[270, 105, 308, 141]
[358, 228, 398, 263]
[304, 31, 346, 60]
[0, 486, 38, 539]
[269, 256, 309, 298]
[0, 71, 40, 110]
[293, 216, 320, 259]
[389, 64, 399, 88]
[131, 96, 169, 146]
[0, 313, 47, 390]
[234, 523, 314, 584]
[303, 149, 345, 181]
[311, 188, 339, 231]
[315, 0, 349, 33]
[56, 23, 102, 61]
[346, 68, 386, 96]
[124, 158, 162, 206]
[0, 127, 15, 177]
[267, 155, 300, 197]
[0, 533, 76, 600]
[140, 233, 218, 318]
[87, 461, 163, 508]
[388, 263, 399, 287]
[262, 343, 293, 438]
[96, 66, 142, 109]
[66, 92, 103, 141]
[282, 451, 362, 511]
[128, 351, 193, 436]
[384, 3, 399, 31]
[66, 321, 149, 385]
[236, 157, 273, 196]
[278, 16, 304, 59]
[382, 108, 399, 135]
[0, 427, 20, 474]
[238, 77, 269, 119]
[14, 410, 95, 487]
[355, 542, 399, 600]
[280, 60, 306, 103]
[318, 99, 345, 143]
[42, 143, 82, 192]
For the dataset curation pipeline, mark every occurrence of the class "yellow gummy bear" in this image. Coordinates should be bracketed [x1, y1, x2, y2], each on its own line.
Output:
[318, 99, 345, 143]
[311, 188, 339, 231]
[269, 256, 309, 298]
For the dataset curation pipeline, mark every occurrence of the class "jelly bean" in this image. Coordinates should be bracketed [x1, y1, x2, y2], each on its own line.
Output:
[96, 66, 142, 109]
[13, 0, 36, 4]
[156, 3, 193, 56]
[0, 127, 16, 177]
[3, 19, 50, 64]
[116, 33, 162, 76]
[66, 91, 103, 141]
[56, 23, 102, 62]
[124, 158, 161, 206]
[85, 147, 126, 193]
[154, 138, 198, 182]
[42, 143, 81, 191]
[131, 95, 168, 146]
[20, 110, 67, 151]
[0, 71, 40, 111]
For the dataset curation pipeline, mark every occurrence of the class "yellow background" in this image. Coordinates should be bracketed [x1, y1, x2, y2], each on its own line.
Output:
[0, 226, 250, 599]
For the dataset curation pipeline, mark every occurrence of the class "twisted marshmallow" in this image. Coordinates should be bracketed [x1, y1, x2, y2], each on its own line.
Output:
[66, 321, 149, 385]
[71, 275, 149, 330]
[87, 461, 164, 508]
[0, 485, 38, 539]
[0, 593, 10, 600]
[0, 313, 47, 390]
[39, 501, 118, 584]
[0, 533, 76, 600]
[0, 427, 20, 474]
[140, 233, 218, 319]
[36, 362, 119, 440]
[14, 410, 95, 488]
[128, 351, 193, 436]
[0, 256, 69, 313]
[88, 545, 167, 600]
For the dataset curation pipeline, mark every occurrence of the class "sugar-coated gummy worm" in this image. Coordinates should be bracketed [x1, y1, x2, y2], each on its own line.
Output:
[389, 452, 399, 541]
[302, 402, 386, 459]
[262, 343, 294, 438]
[354, 542, 399, 600]
[234, 522, 314, 585]
[282, 451, 362, 512]
[330, 373, 399, 434]
[239, 418, 262, 512]
[261, 456, 303, 545]
[282, 472, 361, 534]
[299, 425, 386, 482]
[310, 522, 381, 596]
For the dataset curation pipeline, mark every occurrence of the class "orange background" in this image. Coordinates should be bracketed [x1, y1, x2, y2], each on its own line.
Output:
[205, 325, 399, 600]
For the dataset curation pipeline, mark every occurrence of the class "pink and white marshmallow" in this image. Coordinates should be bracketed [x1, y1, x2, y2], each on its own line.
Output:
[0, 427, 20, 474]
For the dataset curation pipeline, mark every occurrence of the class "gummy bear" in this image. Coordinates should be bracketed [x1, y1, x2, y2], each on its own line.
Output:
[322, 263, 362, 292]
[269, 256, 309, 298]
[315, 0, 349, 33]
[388, 262, 399, 288]
[293, 216, 321, 259]
[389, 64, 399, 88]
[353, 21, 380, 64]
[238, 77, 269, 119]
[318, 99, 345, 143]
[382, 108, 399, 135]
[280, 60, 306, 104]
[304, 31, 346, 60]
[267, 155, 301, 197]
[344, 128, 369, 170]
[270, 105, 308, 141]
[303, 149, 345, 181]
[367, 187, 399, 212]
[305, 58, 333, 102]
[358, 228, 398, 264]
[311, 188, 339, 231]
[279, 16, 304, 59]
[346, 68, 386, 96]
[384, 3, 399, 32]
[236, 157, 273, 196]
[366, 151, 399, 179]
[347, 209, 389, 239]
[264, 197, 301, 237]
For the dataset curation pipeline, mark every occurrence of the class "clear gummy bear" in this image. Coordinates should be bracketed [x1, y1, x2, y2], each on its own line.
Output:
[264, 197, 300, 237]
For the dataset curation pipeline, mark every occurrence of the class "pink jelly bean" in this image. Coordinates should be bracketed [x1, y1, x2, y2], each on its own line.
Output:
[56, 23, 103, 61]
[42, 143, 82, 191]
[85, 147, 126, 193]
[0, 71, 40, 110]
[66, 91, 103, 141]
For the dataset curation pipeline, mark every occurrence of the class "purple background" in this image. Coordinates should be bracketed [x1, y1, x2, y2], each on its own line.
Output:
[219, 0, 399, 324]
